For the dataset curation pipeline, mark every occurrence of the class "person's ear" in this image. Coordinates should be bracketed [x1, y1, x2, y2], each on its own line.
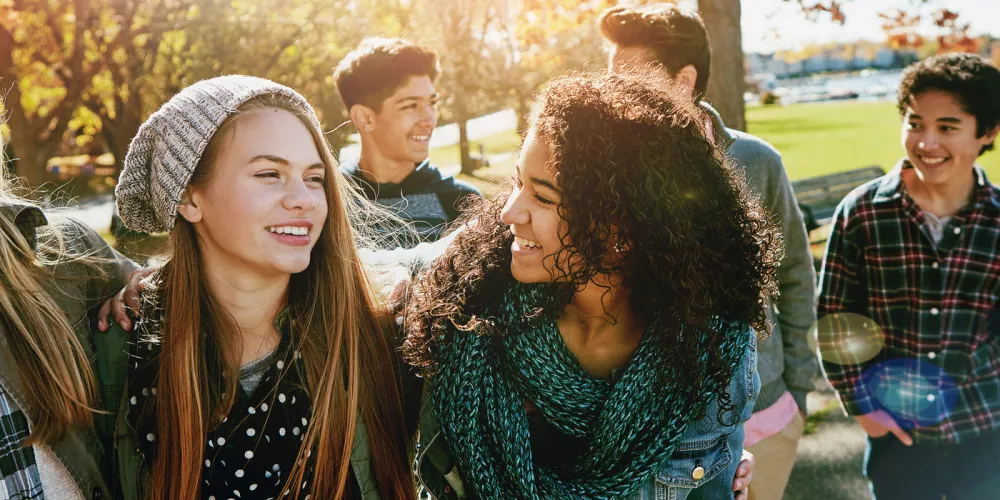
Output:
[675, 64, 698, 96]
[176, 188, 203, 223]
[349, 104, 377, 133]
[983, 124, 1000, 146]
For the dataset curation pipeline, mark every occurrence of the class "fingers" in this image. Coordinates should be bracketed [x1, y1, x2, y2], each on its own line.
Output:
[126, 268, 154, 311]
[112, 267, 156, 332]
[889, 423, 913, 446]
[125, 269, 153, 311]
[733, 453, 754, 492]
[96, 298, 113, 332]
[112, 287, 132, 332]
[734, 487, 748, 500]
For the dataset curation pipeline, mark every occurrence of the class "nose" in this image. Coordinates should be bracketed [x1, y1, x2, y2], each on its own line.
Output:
[420, 103, 437, 127]
[282, 177, 319, 213]
[500, 188, 530, 227]
[918, 131, 941, 151]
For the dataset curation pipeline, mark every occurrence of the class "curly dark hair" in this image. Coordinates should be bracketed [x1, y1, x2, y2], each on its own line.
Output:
[403, 73, 781, 418]
[897, 52, 1000, 156]
[599, 4, 712, 101]
[403, 71, 780, 409]
[333, 37, 439, 111]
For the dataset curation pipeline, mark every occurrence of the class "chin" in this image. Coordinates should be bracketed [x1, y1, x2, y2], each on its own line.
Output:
[275, 256, 313, 275]
[510, 262, 550, 284]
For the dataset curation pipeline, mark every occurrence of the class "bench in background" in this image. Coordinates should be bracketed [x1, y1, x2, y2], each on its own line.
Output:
[793, 165, 886, 236]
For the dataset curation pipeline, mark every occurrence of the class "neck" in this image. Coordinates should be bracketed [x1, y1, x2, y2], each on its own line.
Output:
[357, 137, 420, 184]
[563, 281, 633, 328]
[201, 258, 288, 365]
[558, 280, 646, 378]
[904, 164, 976, 217]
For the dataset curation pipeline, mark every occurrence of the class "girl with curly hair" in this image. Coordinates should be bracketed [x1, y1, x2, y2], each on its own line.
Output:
[403, 71, 780, 499]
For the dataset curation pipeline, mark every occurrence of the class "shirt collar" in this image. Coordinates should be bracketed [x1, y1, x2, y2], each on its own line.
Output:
[0, 200, 48, 249]
[871, 159, 907, 204]
[873, 158, 1000, 211]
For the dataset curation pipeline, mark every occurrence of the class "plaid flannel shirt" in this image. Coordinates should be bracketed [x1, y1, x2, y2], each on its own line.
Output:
[0, 384, 43, 499]
[818, 160, 1000, 444]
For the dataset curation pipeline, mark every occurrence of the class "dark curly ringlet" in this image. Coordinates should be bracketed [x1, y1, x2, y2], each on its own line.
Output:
[404, 71, 781, 420]
[599, 4, 712, 101]
[897, 52, 1000, 156]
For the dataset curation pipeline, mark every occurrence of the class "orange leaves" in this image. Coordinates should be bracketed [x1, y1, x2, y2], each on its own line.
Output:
[879, 8, 923, 50]
[931, 8, 980, 54]
[787, 1, 847, 25]
[789, 1, 983, 56]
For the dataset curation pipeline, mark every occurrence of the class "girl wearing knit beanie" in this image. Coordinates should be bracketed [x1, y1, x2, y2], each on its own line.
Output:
[98, 72, 764, 499]
[106, 75, 415, 500]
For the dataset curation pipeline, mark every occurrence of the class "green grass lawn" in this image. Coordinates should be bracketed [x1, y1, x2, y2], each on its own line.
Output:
[428, 130, 524, 169]
[747, 100, 1000, 181]
[441, 100, 1000, 197]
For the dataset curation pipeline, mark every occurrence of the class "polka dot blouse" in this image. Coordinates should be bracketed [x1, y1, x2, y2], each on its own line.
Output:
[127, 311, 319, 499]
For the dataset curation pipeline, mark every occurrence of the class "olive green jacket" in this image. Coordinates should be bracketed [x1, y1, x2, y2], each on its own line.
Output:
[0, 201, 137, 500]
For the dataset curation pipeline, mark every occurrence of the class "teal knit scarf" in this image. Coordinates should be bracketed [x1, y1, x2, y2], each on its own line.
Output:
[430, 283, 751, 499]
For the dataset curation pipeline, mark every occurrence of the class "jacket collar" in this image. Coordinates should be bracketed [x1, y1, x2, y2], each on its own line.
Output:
[699, 102, 736, 151]
[0, 200, 48, 249]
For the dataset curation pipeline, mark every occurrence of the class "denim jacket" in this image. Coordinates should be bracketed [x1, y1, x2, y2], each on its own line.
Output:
[414, 329, 760, 500]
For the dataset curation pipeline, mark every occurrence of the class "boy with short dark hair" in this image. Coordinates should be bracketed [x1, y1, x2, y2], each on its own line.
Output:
[333, 38, 481, 247]
[819, 52, 1000, 499]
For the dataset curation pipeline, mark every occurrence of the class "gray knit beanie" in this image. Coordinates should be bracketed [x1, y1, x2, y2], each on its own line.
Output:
[116, 75, 321, 233]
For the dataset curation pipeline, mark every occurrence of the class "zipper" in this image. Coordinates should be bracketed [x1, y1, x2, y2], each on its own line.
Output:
[135, 452, 144, 499]
[415, 431, 442, 497]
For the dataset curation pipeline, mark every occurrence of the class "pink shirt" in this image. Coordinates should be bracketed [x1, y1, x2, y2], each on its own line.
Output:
[743, 391, 799, 448]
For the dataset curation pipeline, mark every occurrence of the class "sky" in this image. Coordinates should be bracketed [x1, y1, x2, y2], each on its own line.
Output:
[735, 0, 1000, 53]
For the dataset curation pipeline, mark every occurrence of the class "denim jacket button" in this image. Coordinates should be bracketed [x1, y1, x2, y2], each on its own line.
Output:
[692, 466, 705, 480]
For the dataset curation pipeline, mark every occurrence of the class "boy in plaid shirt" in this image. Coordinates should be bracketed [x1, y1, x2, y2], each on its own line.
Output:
[819, 53, 1000, 499]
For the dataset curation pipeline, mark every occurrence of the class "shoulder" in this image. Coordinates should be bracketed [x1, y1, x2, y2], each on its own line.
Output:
[726, 129, 784, 173]
[836, 176, 886, 220]
[446, 177, 482, 199]
[424, 165, 481, 198]
[48, 215, 113, 253]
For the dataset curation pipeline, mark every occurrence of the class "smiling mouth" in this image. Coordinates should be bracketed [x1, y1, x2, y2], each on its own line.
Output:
[266, 225, 310, 236]
[514, 236, 540, 249]
[410, 134, 431, 143]
[918, 155, 949, 166]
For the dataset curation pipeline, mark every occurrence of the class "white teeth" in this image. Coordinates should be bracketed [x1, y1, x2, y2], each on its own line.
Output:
[922, 156, 947, 165]
[411, 135, 430, 141]
[268, 226, 308, 236]
[515, 236, 539, 249]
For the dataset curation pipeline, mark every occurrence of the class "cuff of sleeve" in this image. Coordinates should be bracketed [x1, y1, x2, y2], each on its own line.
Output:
[836, 382, 880, 416]
[790, 390, 809, 415]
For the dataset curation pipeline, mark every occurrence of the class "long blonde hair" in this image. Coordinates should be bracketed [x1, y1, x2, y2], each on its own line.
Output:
[145, 94, 415, 499]
[0, 145, 100, 445]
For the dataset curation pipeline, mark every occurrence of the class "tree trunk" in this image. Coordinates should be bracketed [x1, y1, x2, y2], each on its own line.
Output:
[0, 26, 46, 186]
[698, 0, 747, 131]
[458, 118, 473, 175]
[8, 139, 48, 188]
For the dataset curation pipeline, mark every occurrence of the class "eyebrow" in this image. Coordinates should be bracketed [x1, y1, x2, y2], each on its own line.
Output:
[395, 93, 439, 105]
[249, 155, 325, 170]
[516, 164, 561, 194]
[908, 114, 963, 124]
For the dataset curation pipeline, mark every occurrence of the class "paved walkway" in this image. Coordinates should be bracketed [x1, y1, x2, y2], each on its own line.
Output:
[785, 379, 870, 499]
